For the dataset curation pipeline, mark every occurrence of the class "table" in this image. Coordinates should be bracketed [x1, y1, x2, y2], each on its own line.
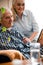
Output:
[0, 62, 12, 65]
[0, 58, 43, 65]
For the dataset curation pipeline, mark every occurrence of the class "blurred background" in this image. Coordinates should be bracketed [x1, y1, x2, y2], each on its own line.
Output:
[0, 0, 43, 32]
[25, 0, 43, 32]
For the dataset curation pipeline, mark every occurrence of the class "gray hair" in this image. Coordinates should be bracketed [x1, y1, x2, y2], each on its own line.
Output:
[0, 7, 12, 21]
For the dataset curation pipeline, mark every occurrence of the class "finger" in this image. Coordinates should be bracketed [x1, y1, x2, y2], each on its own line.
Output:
[23, 40, 27, 43]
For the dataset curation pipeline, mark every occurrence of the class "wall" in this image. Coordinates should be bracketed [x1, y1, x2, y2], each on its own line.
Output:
[25, 0, 43, 32]
[0, 0, 12, 9]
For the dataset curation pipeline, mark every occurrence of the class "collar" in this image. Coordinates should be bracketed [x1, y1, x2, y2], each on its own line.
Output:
[7, 27, 12, 31]
[16, 10, 27, 18]
[0, 26, 12, 32]
[23, 10, 27, 16]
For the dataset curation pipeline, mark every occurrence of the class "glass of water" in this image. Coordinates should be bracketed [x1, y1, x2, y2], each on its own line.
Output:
[30, 43, 40, 64]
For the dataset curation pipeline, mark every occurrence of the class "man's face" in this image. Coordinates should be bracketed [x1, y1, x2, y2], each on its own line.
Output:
[13, 0, 25, 15]
[2, 11, 13, 28]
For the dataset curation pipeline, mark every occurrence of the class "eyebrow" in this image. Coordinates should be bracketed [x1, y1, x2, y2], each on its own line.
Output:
[17, 3, 25, 6]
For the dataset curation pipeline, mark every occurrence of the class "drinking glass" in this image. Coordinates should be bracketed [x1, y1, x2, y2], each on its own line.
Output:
[30, 43, 40, 64]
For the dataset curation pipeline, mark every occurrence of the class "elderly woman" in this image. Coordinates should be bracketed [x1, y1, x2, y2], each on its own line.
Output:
[0, 7, 30, 59]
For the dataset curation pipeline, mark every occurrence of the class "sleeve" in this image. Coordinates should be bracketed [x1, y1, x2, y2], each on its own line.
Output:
[15, 30, 24, 40]
[30, 11, 39, 32]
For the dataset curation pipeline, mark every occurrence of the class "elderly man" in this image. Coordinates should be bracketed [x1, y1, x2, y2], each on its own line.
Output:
[0, 7, 30, 59]
[12, 0, 39, 43]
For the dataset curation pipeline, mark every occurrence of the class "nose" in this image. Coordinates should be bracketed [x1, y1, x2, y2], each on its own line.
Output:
[9, 17, 13, 22]
[20, 5, 23, 8]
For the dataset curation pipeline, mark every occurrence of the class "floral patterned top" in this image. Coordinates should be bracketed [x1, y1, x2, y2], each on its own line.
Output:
[0, 26, 30, 59]
[40, 45, 43, 55]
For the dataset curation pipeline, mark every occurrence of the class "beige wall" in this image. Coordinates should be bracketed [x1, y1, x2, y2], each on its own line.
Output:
[0, 0, 12, 9]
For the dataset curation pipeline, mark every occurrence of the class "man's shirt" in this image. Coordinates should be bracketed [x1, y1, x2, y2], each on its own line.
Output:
[0, 26, 30, 59]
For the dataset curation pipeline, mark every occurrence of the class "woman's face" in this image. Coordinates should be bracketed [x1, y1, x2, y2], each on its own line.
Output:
[13, 0, 25, 15]
[1, 11, 13, 28]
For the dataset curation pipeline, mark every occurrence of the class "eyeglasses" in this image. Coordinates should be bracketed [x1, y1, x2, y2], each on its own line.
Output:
[17, 3, 25, 6]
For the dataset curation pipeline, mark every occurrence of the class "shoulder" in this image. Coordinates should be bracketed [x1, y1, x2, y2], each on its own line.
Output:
[24, 10, 32, 15]
[24, 10, 33, 18]
[11, 27, 19, 34]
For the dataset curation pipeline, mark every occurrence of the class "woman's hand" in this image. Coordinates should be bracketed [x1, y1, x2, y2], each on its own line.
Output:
[23, 37, 31, 44]
[23, 32, 38, 44]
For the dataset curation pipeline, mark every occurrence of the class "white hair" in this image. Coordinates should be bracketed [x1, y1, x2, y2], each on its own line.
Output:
[0, 7, 12, 20]
[5, 7, 13, 14]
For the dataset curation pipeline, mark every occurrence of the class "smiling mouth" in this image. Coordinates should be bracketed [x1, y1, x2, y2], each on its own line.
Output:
[18, 8, 23, 10]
